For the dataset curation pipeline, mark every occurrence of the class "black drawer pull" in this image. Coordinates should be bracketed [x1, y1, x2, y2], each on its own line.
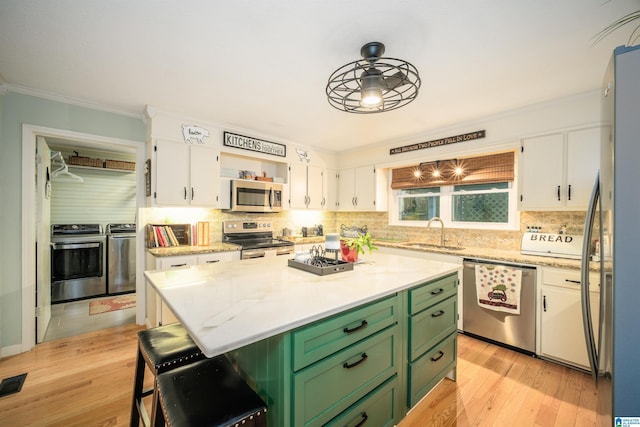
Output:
[565, 279, 580, 284]
[431, 310, 445, 318]
[343, 320, 368, 334]
[170, 263, 187, 267]
[430, 288, 444, 296]
[354, 412, 369, 427]
[431, 351, 445, 362]
[343, 353, 368, 369]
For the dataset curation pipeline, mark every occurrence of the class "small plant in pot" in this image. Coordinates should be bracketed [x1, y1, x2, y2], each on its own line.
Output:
[340, 232, 378, 262]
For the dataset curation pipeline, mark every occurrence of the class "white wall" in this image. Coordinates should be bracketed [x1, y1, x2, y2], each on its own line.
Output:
[336, 90, 602, 169]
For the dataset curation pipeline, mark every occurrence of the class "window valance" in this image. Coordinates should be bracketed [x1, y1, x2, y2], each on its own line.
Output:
[391, 151, 515, 190]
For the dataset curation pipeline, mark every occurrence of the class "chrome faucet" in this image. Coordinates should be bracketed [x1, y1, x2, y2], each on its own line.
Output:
[427, 217, 445, 247]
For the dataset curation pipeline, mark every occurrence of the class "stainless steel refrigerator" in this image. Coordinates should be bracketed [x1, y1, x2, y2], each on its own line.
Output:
[581, 45, 640, 426]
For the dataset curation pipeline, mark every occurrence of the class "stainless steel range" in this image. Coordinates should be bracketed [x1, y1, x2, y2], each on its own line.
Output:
[223, 220, 294, 260]
[50, 224, 106, 303]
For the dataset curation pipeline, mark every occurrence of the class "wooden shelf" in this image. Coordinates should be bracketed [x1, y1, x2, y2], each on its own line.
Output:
[68, 164, 135, 173]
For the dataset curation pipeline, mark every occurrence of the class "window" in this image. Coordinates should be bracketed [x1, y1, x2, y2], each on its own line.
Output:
[452, 182, 510, 223]
[392, 182, 516, 229]
[398, 188, 440, 221]
[389, 151, 518, 230]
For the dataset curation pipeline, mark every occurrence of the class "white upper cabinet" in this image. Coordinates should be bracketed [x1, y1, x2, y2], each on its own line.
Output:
[565, 128, 600, 209]
[520, 128, 600, 211]
[337, 165, 386, 211]
[324, 168, 339, 211]
[152, 139, 220, 207]
[289, 163, 325, 209]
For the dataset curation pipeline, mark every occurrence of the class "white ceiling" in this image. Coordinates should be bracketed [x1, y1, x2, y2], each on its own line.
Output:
[1, 1, 638, 153]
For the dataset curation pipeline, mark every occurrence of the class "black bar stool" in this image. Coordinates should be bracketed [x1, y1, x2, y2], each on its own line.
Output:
[154, 355, 267, 427]
[130, 323, 205, 427]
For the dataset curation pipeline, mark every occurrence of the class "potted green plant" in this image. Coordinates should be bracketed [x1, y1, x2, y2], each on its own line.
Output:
[340, 232, 378, 262]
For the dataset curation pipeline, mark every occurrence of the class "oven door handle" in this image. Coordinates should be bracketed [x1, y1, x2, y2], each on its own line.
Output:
[243, 249, 266, 259]
[276, 247, 294, 256]
[51, 242, 101, 250]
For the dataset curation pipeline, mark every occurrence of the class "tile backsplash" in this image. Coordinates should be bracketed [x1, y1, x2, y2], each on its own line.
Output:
[144, 207, 586, 252]
[334, 211, 587, 251]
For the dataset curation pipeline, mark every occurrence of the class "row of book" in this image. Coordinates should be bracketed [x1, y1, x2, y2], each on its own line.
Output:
[149, 225, 182, 247]
[146, 222, 210, 248]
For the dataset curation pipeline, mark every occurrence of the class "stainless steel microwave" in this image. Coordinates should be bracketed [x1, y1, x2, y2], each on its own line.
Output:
[229, 179, 284, 213]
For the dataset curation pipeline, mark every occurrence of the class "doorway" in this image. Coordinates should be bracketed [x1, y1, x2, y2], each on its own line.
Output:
[21, 125, 146, 350]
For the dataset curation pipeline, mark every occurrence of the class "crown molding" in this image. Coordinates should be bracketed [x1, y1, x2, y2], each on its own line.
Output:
[5, 83, 145, 121]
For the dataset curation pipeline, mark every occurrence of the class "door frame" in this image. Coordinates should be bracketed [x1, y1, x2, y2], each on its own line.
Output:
[21, 124, 145, 352]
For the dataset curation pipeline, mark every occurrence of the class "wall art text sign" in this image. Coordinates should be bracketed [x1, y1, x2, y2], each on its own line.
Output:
[390, 130, 486, 155]
[223, 132, 286, 157]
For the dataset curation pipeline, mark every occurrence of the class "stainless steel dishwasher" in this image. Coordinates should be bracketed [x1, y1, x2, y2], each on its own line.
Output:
[106, 223, 136, 295]
[462, 258, 537, 354]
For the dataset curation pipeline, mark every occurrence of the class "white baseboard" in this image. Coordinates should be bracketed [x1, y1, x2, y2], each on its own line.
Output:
[1, 343, 25, 359]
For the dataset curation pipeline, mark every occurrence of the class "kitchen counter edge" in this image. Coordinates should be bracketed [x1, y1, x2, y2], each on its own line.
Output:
[147, 242, 241, 257]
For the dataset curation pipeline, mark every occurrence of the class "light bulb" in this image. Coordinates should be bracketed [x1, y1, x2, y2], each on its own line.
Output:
[360, 88, 382, 107]
[360, 68, 383, 107]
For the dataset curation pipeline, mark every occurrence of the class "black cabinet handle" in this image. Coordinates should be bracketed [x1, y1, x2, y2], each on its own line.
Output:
[430, 351, 444, 362]
[191, 187, 194, 200]
[184, 187, 187, 200]
[543, 295, 547, 312]
[343, 353, 368, 369]
[431, 310, 445, 318]
[354, 412, 369, 427]
[170, 263, 187, 268]
[557, 185, 561, 201]
[565, 279, 580, 284]
[568, 184, 572, 200]
[431, 288, 444, 296]
[343, 320, 368, 334]
[204, 260, 220, 264]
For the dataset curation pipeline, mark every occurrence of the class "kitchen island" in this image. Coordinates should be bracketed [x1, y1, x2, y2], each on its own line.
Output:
[145, 252, 461, 426]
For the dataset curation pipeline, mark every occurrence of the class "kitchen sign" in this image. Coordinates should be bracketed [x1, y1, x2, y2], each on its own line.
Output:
[390, 130, 486, 155]
[223, 132, 286, 158]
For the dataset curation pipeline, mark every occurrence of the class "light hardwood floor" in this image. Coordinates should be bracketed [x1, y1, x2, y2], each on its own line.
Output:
[0, 329, 598, 426]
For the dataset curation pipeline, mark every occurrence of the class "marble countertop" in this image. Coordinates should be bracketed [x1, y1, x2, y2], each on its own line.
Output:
[144, 252, 460, 357]
[147, 242, 241, 257]
[374, 240, 587, 270]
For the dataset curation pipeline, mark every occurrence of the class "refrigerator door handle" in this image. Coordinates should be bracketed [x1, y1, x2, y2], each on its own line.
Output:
[581, 171, 599, 383]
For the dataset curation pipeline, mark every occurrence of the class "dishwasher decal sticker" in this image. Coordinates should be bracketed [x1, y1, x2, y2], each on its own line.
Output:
[475, 265, 522, 314]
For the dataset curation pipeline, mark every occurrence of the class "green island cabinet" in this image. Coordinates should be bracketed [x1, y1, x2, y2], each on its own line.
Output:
[228, 272, 459, 426]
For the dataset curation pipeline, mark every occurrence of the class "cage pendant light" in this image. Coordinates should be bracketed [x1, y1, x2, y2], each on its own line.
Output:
[326, 42, 421, 114]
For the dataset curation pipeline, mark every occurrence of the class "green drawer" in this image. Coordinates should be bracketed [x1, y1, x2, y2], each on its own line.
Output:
[407, 332, 457, 408]
[409, 295, 457, 361]
[324, 376, 399, 427]
[408, 273, 458, 315]
[292, 295, 398, 371]
[293, 327, 399, 427]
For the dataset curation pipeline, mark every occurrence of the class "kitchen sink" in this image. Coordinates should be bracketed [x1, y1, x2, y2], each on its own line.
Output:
[404, 243, 465, 251]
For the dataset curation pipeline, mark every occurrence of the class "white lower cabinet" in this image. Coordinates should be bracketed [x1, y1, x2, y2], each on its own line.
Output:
[147, 250, 240, 325]
[539, 267, 599, 369]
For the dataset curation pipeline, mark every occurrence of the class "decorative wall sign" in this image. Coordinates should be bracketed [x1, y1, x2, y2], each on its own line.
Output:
[390, 130, 486, 155]
[144, 159, 151, 197]
[223, 132, 286, 157]
[295, 148, 310, 163]
[182, 124, 210, 144]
